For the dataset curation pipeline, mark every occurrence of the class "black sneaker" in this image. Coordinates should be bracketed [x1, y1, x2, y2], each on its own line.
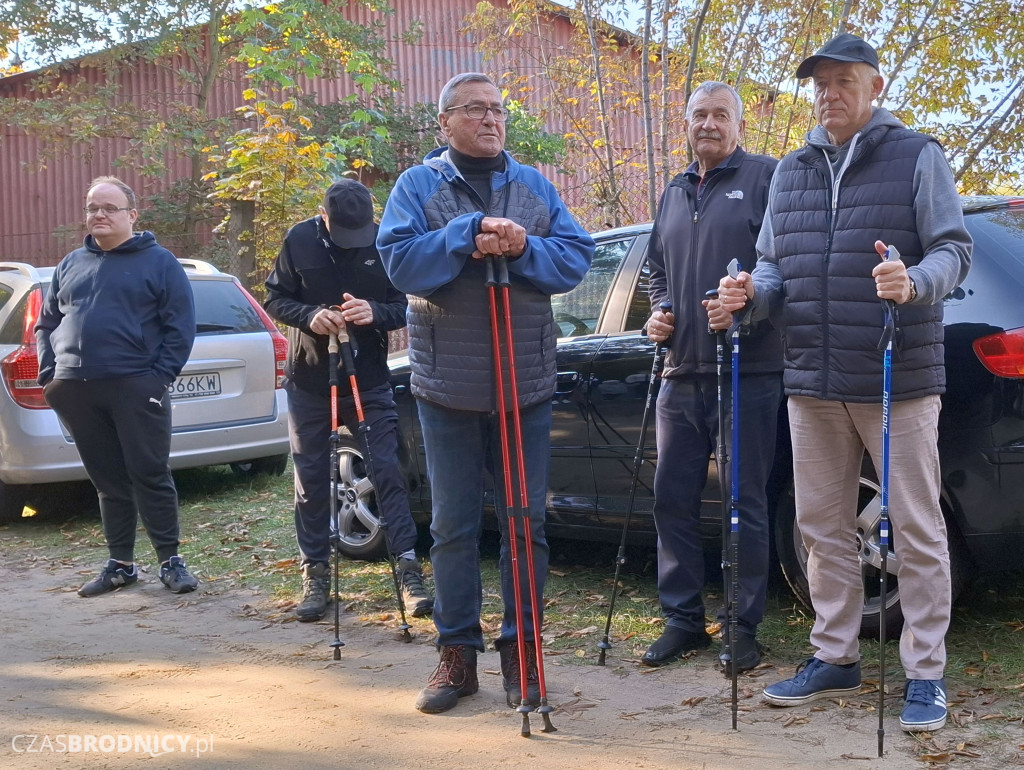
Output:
[78, 559, 138, 597]
[397, 557, 434, 617]
[719, 626, 765, 676]
[414, 645, 479, 714]
[296, 562, 331, 622]
[498, 640, 541, 708]
[159, 555, 198, 594]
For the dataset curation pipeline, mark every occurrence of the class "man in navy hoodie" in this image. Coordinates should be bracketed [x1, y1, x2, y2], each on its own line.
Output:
[36, 176, 198, 597]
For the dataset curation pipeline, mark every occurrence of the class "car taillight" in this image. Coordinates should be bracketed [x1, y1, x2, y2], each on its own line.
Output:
[237, 281, 289, 389]
[973, 327, 1024, 378]
[0, 287, 49, 409]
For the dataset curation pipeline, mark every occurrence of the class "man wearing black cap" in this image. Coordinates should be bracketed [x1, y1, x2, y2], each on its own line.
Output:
[714, 33, 971, 732]
[265, 179, 433, 623]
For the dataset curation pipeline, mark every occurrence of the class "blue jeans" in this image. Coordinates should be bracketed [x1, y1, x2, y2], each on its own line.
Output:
[417, 398, 552, 651]
[653, 373, 782, 633]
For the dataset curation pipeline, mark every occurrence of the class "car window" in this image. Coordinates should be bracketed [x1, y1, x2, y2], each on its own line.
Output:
[190, 279, 265, 334]
[550, 237, 635, 337]
[964, 207, 1024, 277]
[624, 259, 652, 332]
[0, 284, 21, 344]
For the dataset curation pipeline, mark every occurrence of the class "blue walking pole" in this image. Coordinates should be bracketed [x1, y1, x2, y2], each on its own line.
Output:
[876, 245, 901, 756]
[726, 258, 742, 731]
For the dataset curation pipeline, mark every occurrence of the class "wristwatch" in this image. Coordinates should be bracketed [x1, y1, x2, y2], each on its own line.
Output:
[908, 278, 917, 302]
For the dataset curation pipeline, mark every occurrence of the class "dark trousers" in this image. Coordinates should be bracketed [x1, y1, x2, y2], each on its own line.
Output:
[44, 376, 181, 564]
[417, 398, 551, 650]
[287, 384, 417, 565]
[652, 373, 782, 633]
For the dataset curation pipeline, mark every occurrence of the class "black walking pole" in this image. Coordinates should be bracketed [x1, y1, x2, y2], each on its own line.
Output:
[876, 246, 900, 757]
[487, 255, 556, 736]
[706, 284, 737, 730]
[328, 332, 345, 660]
[597, 300, 672, 666]
[333, 313, 413, 642]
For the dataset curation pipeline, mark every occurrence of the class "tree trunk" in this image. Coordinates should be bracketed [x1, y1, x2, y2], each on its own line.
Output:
[227, 199, 257, 291]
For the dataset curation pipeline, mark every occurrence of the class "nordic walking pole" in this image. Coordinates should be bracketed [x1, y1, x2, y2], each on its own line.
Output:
[597, 299, 672, 666]
[726, 258, 742, 731]
[706, 287, 735, 726]
[485, 256, 533, 736]
[332, 309, 412, 642]
[489, 255, 557, 736]
[876, 246, 900, 757]
[328, 332, 345, 660]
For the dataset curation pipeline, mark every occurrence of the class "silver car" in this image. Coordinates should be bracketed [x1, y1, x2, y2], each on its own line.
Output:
[0, 258, 290, 521]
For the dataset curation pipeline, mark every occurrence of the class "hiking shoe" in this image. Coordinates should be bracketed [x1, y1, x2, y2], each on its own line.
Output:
[719, 627, 765, 677]
[641, 625, 711, 667]
[78, 559, 138, 597]
[498, 640, 541, 708]
[415, 645, 479, 714]
[296, 562, 331, 622]
[762, 657, 861, 706]
[397, 557, 434, 618]
[159, 555, 198, 594]
[900, 678, 947, 732]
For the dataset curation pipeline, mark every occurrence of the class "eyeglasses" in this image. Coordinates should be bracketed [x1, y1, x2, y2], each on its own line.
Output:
[84, 205, 132, 216]
[445, 103, 509, 121]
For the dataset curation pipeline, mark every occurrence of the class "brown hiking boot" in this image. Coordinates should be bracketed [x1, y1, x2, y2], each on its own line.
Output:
[414, 645, 479, 714]
[397, 557, 434, 617]
[296, 562, 331, 622]
[498, 639, 541, 708]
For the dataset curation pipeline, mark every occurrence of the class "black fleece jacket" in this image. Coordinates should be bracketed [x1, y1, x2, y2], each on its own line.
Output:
[263, 215, 407, 397]
[647, 147, 783, 376]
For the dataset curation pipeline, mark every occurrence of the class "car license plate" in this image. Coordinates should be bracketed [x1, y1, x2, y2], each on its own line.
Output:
[169, 372, 221, 400]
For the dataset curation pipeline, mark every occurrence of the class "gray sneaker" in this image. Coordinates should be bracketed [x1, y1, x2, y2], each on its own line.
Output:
[78, 559, 138, 598]
[296, 562, 331, 622]
[159, 555, 198, 594]
[397, 557, 434, 617]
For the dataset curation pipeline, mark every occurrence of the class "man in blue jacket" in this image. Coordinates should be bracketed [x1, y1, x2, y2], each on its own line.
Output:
[378, 72, 594, 715]
[265, 179, 432, 623]
[36, 176, 198, 597]
[644, 82, 783, 673]
[716, 34, 972, 733]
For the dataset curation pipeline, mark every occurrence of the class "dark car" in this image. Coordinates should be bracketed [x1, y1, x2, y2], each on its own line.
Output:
[332, 196, 1024, 637]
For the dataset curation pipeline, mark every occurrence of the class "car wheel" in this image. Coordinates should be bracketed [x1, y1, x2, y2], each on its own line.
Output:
[331, 434, 387, 561]
[774, 463, 904, 640]
[229, 454, 289, 478]
[0, 480, 28, 523]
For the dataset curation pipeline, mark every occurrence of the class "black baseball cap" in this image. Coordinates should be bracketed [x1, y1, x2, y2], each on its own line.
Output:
[322, 179, 375, 249]
[795, 33, 880, 80]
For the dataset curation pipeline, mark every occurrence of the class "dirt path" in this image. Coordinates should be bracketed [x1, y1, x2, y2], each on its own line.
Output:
[0, 561, 972, 769]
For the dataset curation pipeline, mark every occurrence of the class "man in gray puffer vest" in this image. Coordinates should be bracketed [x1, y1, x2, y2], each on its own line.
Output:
[715, 34, 971, 733]
[378, 72, 593, 715]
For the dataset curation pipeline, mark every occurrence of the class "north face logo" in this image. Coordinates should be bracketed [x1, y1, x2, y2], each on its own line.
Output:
[725, 190, 744, 200]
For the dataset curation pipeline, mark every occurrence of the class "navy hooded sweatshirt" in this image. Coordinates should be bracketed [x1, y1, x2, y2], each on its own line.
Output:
[35, 231, 196, 386]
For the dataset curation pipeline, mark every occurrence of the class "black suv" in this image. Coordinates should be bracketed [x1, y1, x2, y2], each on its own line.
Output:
[333, 196, 1024, 637]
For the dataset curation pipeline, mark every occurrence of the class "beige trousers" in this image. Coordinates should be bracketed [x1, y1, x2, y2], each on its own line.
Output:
[788, 395, 949, 679]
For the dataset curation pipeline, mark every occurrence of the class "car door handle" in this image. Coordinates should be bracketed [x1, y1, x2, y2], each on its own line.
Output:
[556, 371, 581, 395]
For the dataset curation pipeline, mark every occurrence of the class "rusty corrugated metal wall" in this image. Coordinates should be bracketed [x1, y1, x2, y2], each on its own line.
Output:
[0, 0, 645, 265]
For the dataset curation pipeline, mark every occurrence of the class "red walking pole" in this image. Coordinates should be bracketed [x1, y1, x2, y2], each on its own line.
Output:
[486, 256, 556, 737]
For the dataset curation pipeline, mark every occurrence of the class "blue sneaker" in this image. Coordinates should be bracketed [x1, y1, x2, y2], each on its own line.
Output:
[900, 678, 947, 732]
[762, 657, 861, 706]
